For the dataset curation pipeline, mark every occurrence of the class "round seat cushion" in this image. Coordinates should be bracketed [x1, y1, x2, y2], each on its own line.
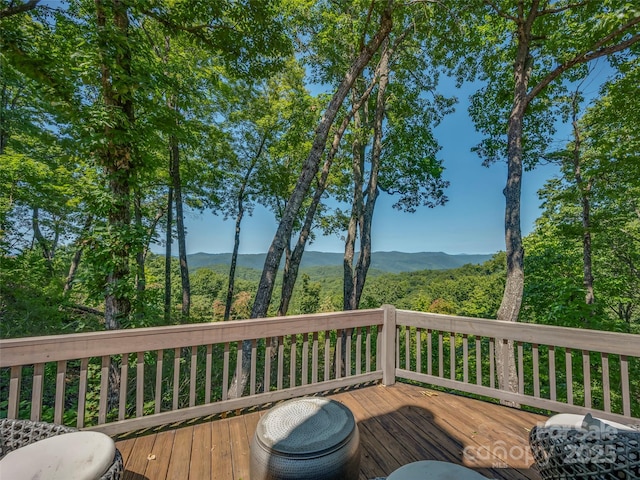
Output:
[387, 460, 488, 479]
[0, 431, 116, 480]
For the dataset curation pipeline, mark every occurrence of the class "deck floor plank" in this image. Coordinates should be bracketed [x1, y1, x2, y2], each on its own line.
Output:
[228, 415, 251, 480]
[144, 429, 175, 480]
[115, 383, 546, 480]
[165, 424, 193, 480]
[190, 422, 212, 480]
[210, 418, 233, 480]
[122, 432, 156, 480]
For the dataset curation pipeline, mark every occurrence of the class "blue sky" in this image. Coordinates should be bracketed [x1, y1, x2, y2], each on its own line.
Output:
[175, 91, 563, 256]
[169, 64, 611, 256]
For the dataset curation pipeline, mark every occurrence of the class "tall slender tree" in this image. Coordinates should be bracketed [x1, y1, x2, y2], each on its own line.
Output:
[465, 0, 640, 398]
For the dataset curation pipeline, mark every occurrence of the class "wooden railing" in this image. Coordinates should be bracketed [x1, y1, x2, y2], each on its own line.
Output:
[1, 306, 638, 436]
[392, 308, 640, 425]
[0, 309, 388, 436]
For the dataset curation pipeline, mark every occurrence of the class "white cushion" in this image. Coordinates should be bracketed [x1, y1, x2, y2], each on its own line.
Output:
[544, 413, 634, 432]
[0, 431, 115, 480]
[544, 413, 585, 428]
[581, 413, 635, 432]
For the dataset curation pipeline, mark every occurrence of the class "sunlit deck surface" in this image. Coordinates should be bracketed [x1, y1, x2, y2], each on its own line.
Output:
[114, 382, 547, 480]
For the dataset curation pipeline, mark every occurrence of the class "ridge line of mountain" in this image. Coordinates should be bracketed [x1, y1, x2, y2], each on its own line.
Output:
[184, 250, 497, 274]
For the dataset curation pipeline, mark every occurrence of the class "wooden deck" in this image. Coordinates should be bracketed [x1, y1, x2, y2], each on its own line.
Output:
[114, 382, 547, 480]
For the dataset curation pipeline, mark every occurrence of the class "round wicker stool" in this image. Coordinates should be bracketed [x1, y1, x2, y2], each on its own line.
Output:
[250, 397, 360, 480]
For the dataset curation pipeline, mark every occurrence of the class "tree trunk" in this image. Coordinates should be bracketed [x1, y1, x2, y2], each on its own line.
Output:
[581, 179, 595, 304]
[64, 215, 93, 294]
[225, 140, 263, 321]
[224, 199, 243, 321]
[227, 3, 394, 399]
[95, 0, 135, 332]
[169, 132, 190, 320]
[353, 37, 388, 308]
[570, 97, 595, 305]
[164, 186, 173, 324]
[134, 188, 146, 321]
[95, 0, 136, 410]
[32, 206, 54, 273]
[490, 0, 640, 406]
[340, 43, 389, 375]
[495, 15, 532, 407]
[344, 96, 366, 311]
[277, 81, 374, 317]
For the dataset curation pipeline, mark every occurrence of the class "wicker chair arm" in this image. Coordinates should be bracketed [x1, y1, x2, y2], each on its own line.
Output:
[529, 424, 640, 480]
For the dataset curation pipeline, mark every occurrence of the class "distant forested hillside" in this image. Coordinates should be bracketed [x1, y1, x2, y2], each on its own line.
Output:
[136, 252, 506, 323]
[187, 251, 494, 273]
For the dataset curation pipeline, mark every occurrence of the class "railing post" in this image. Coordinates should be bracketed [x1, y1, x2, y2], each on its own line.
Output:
[381, 304, 396, 386]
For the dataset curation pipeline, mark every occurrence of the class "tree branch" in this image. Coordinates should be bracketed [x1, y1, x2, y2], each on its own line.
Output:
[539, 1, 589, 16]
[484, 0, 518, 21]
[527, 17, 640, 103]
[0, 0, 39, 19]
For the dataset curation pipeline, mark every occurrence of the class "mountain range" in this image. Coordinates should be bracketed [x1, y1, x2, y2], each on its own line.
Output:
[187, 251, 495, 274]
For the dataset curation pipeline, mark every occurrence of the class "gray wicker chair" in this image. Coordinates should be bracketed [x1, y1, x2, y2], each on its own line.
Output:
[529, 422, 640, 479]
[0, 418, 123, 480]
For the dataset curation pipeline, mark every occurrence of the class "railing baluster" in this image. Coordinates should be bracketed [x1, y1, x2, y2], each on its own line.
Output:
[565, 348, 573, 405]
[264, 339, 272, 393]
[31, 362, 44, 422]
[190, 347, 198, 407]
[416, 328, 422, 374]
[119, 354, 129, 421]
[450, 333, 456, 381]
[98, 356, 109, 424]
[290, 335, 297, 388]
[395, 327, 400, 369]
[438, 332, 444, 378]
[324, 330, 330, 381]
[137, 352, 144, 417]
[405, 326, 411, 371]
[302, 334, 309, 386]
[222, 343, 229, 401]
[356, 328, 362, 376]
[312, 332, 319, 383]
[77, 358, 88, 428]
[517, 342, 524, 395]
[54, 360, 66, 425]
[601, 352, 610, 413]
[336, 329, 343, 380]
[427, 329, 433, 376]
[462, 334, 468, 384]
[250, 339, 257, 395]
[155, 349, 163, 414]
[500, 339, 509, 392]
[346, 329, 352, 377]
[549, 346, 556, 401]
[277, 336, 284, 390]
[475, 337, 482, 386]
[620, 355, 630, 416]
[365, 326, 371, 373]
[8, 365, 21, 419]
[583, 350, 592, 408]
[173, 348, 181, 410]
[205, 345, 212, 404]
[236, 343, 242, 397]
[533, 344, 540, 397]
[489, 338, 495, 389]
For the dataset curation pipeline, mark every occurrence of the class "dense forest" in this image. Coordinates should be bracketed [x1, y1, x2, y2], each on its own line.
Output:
[1, 0, 638, 346]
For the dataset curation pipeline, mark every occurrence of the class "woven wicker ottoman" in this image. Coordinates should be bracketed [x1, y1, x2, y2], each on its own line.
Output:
[250, 397, 360, 480]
